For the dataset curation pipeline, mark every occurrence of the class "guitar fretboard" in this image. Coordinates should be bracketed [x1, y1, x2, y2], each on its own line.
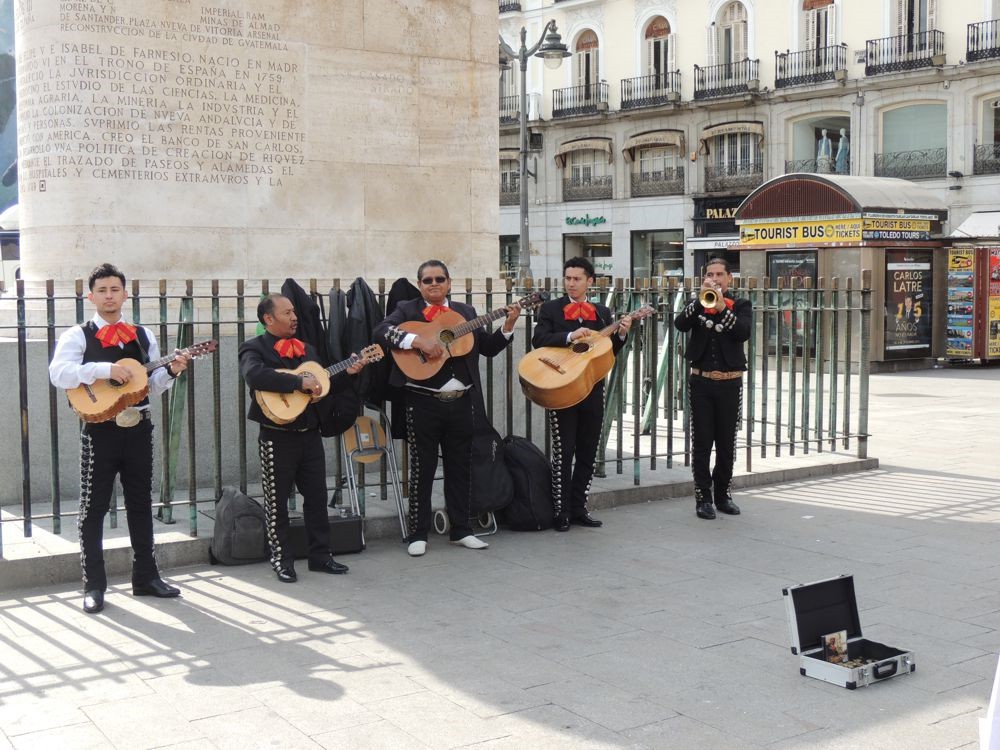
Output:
[448, 294, 541, 337]
[325, 356, 359, 376]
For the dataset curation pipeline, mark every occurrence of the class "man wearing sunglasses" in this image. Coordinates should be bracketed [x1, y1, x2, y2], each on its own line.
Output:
[375, 260, 520, 557]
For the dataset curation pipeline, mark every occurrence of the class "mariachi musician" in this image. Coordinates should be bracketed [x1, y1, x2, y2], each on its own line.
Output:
[531, 257, 631, 532]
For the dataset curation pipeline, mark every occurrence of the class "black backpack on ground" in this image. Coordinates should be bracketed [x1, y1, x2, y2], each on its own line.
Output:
[470, 424, 515, 516]
[210, 486, 269, 565]
[498, 436, 554, 531]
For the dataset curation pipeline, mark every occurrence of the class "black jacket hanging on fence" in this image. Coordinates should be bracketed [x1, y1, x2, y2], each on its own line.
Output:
[345, 277, 386, 403]
[280, 278, 329, 366]
[673, 292, 752, 371]
[326, 287, 348, 364]
[382, 278, 422, 437]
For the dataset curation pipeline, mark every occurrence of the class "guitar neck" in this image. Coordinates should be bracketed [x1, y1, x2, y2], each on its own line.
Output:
[324, 356, 359, 377]
[451, 306, 509, 337]
[144, 351, 181, 374]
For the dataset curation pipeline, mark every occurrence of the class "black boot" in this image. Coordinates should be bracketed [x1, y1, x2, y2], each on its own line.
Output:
[715, 486, 741, 516]
[695, 487, 716, 520]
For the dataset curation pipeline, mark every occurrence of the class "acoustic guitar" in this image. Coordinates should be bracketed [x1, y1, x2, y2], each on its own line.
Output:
[254, 344, 384, 425]
[390, 291, 547, 382]
[67, 339, 218, 423]
[518, 304, 656, 410]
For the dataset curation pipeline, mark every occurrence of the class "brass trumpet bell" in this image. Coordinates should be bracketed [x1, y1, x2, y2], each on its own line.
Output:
[699, 288, 719, 309]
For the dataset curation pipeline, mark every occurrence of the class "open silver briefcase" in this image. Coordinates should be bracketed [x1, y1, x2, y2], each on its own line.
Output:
[783, 574, 915, 690]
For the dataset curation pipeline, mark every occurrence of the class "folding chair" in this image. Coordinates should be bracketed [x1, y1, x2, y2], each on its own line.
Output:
[341, 405, 407, 540]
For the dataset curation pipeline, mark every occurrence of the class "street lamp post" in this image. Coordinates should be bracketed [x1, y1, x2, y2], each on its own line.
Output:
[499, 22, 570, 278]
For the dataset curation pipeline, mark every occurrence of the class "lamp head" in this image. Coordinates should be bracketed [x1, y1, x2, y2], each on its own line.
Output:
[536, 24, 570, 70]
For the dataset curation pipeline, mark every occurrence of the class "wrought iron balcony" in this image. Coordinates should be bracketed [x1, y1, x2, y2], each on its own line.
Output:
[500, 180, 520, 206]
[784, 158, 818, 174]
[704, 161, 764, 193]
[563, 175, 613, 202]
[968, 20, 1000, 62]
[694, 59, 759, 100]
[874, 148, 947, 179]
[552, 83, 610, 118]
[499, 0, 521, 12]
[974, 143, 1000, 175]
[631, 168, 684, 197]
[865, 30, 945, 76]
[620, 72, 681, 110]
[775, 44, 846, 88]
[500, 95, 519, 126]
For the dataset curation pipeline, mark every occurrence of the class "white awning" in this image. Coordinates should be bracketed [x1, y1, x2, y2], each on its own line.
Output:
[555, 138, 613, 168]
[951, 211, 1000, 238]
[699, 122, 765, 153]
[499, 148, 519, 162]
[622, 130, 684, 163]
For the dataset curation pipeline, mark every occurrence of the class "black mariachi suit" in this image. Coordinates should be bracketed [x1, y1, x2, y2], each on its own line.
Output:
[238, 332, 351, 569]
[374, 298, 513, 542]
[673, 293, 752, 504]
[531, 296, 625, 519]
[76, 324, 161, 592]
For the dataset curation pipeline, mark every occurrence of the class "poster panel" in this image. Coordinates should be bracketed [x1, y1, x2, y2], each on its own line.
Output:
[946, 249, 976, 359]
[885, 250, 932, 359]
[988, 249, 1000, 359]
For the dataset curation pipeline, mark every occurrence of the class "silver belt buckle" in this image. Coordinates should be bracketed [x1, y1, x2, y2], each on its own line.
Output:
[115, 407, 141, 428]
[437, 390, 463, 402]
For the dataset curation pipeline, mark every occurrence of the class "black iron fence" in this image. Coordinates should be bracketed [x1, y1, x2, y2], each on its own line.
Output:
[693, 58, 759, 100]
[500, 176, 520, 206]
[775, 44, 846, 88]
[704, 161, 765, 192]
[563, 175, 613, 201]
[974, 143, 1000, 175]
[865, 30, 945, 76]
[499, 94, 519, 126]
[873, 147, 947, 180]
[620, 72, 681, 110]
[967, 20, 1000, 62]
[630, 168, 684, 197]
[499, 0, 521, 12]
[552, 83, 609, 118]
[0, 275, 872, 557]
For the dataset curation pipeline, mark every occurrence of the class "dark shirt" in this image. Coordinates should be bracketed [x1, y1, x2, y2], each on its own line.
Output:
[673, 293, 752, 372]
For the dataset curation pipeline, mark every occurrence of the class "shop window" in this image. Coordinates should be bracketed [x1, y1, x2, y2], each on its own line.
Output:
[499, 236, 520, 278]
[631, 230, 683, 278]
[786, 115, 850, 174]
[877, 103, 946, 179]
[563, 233, 613, 278]
[975, 97, 1000, 174]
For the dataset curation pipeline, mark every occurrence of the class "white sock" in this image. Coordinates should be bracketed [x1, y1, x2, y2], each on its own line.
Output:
[451, 535, 489, 550]
[407, 540, 427, 557]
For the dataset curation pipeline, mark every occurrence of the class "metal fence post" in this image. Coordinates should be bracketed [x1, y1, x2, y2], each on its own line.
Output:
[857, 270, 872, 459]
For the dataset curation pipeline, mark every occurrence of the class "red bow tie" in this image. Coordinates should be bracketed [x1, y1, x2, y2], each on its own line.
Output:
[704, 297, 735, 316]
[564, 301, 597, 321]
[95, 322, 138, 348]
[274, 338, 306, 359]
[423, 304, 448, 322]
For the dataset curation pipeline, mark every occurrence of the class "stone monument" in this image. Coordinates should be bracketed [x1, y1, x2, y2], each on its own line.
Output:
[14, 0, 499, 280]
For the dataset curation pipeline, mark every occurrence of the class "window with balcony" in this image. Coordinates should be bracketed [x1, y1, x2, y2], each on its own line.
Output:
[777, 1, 845, 88]
[500, 159, 519, 206]
[786, 115, 851, 174]
[975, 97, 1000, 174]
[631, 147, 684, 197]
[622, 16, 678, 109]
[697, 2, 758, 99]
[969, 2, 1000, 62]
[500, 65, 518, 125]
[703, 127, 763, 192]
[553, 30, 608, 117]
[867, 0, 942, 75]
[876, 103, 947, 179]
[564, 149, 613, 202]
[715, 1, 748, 67]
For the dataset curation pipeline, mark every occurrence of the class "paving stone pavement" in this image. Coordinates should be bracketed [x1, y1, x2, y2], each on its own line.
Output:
[1, 366, 998, 749]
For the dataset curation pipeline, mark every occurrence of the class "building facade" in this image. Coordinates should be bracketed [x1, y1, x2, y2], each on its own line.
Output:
[498, 0, 1000, 279]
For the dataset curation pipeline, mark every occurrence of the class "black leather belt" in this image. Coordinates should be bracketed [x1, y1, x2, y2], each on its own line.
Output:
[691, 368, 743, 381]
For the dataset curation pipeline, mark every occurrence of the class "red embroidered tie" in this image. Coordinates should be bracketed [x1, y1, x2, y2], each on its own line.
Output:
[704, 298, 735, 316]
[273, 338, 306, 359]
[423, 304, 448, 322]
[563, 301, 597, 321]
[95, 322, 138, 348]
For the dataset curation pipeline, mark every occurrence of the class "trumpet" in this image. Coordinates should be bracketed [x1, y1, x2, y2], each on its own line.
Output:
[699, 287, 720, 309]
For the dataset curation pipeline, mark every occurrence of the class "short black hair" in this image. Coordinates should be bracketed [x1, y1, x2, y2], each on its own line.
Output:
[563, 256, 595, 280]
[257, 293, 288, 324]
[705, 257, 732, 274]
[88, 263, 126, 291]
[417, 259, 450, 281]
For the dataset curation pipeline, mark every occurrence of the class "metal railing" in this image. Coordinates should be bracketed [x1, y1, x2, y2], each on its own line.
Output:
[693, 58, 759, 100]
[967, 20, 1000, 62]
[563, 175, 613, 201]
[552, 82, 609, 118]
[775, 44, 846, 88]
[704, 161, 764, 192]
[620, 71, 681, 110]
[865, 30, 945, 76]
[500, 177, 520, 206]
[873, 147, 947, 179]
[631, 168, 684, 197]
[499, 0, 521, 12]
[499, 94, 519, 126]
[785, 158, 818, 174]
[0, 275, 872, 557]
[974, 143, 1000, 175]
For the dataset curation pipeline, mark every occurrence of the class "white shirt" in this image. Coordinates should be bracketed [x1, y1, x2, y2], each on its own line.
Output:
[48, 314, 176, 402]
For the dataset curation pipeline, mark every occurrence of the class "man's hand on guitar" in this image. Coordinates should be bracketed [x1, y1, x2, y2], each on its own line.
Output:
[299, 373, 323, 398]
[502, 303, 522, 333]
[346, 357, 366, 376]
[167, 350, 192, 377]
[569, 328, 594, 342]
[109, 364, 132, 384]
[413, 335, 444, 359]
[618, 316, 633, 337]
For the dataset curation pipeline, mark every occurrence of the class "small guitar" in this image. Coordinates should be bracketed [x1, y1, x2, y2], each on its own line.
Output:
[254, 344, 384, 425]
[390, 291, 548, 381]
[67, 339, 218, 423]
[518, 304, 656, 410]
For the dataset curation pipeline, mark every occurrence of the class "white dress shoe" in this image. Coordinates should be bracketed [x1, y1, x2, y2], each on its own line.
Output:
[407, 540, 427, 557]
[451, 535, 489, 550]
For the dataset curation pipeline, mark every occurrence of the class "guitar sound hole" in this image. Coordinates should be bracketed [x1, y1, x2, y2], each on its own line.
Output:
[571, 342, 590, 354]
[439, 330, 455, 346]
[108, 379, 124, 388]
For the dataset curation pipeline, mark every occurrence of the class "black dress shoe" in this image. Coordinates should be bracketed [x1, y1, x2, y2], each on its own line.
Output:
[696, 501, 717, 520]
[571, 512, 603, 528]
[275, 563, 297, 583]
[83, 590, 104, 614]
[553, 514, 570, 532]
[716, 499, 741, 515]
[132, 578, 181, 598]
[308, 557, 349, 574]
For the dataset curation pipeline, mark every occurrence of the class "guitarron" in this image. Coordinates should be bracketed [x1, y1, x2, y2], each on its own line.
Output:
[67, 339, 218, 423]
[254, 344, 384, 425]
[518, 304, 655, 410]
[390, 291, 547, 381]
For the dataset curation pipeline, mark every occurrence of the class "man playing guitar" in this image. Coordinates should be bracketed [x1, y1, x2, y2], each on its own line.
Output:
[531, 257, 631, 531]
[48, 263, 191, 614]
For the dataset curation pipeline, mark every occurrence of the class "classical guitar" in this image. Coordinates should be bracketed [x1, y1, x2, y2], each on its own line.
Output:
[518, 304, 656, 410]
[254, 344, 384, 425]
[390, 291, 547, 381]
[67, 339, 218, 423]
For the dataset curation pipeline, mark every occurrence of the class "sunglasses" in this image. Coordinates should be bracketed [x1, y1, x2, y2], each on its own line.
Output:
[421, 276, 448, 284]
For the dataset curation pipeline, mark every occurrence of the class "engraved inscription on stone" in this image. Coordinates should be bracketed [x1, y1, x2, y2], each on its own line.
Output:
[17, 2, 305, 193]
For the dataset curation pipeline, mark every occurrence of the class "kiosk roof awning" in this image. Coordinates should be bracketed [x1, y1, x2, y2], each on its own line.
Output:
[555, 138, 613, 167]
[951, 211, 1000, 238]
[499, 148, 519, 161]
[622, 130, 684, 162]
[736, 173, 948, 222]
